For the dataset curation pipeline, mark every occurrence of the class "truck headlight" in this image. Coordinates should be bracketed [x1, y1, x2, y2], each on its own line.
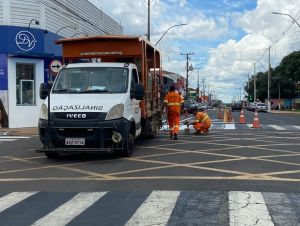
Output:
[39, 103, 48, 120]
[105, 104, 124, 120]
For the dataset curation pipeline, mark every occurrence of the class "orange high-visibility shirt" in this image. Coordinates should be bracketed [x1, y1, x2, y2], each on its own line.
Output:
[194, 112, 212, 126]
[164, 92, 184, 113]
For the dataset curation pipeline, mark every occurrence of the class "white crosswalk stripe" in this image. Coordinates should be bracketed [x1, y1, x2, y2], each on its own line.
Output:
[125, 191, 180, 226]
[0, 136, 30, 144]
[269, 125, 286, 130]
[31, 192, 107, 226]
[229, 191, 274, 226]
[0, 191, 299, 225]
[0, 192, 37, 213]
[162, 122, 300, 132]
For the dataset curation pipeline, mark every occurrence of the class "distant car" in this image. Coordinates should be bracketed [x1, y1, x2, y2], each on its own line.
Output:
[256, 103, 267, 112]
[182, 100, 193, 113]
[199, 104, 208, 111]
[231, 102, 242, 111]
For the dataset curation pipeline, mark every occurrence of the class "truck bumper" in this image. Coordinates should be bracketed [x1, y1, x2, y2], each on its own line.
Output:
[38, 118, 131, 153]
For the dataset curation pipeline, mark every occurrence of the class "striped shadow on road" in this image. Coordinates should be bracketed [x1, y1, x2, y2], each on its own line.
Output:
[0, 191, 299, 225]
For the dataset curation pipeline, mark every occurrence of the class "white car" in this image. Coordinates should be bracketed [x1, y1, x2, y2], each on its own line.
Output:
[256, 103, 267, 112]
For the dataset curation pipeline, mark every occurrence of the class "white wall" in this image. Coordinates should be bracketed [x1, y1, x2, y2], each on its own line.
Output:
[8, 58, 44, 128]
[0, 0, 123, 37]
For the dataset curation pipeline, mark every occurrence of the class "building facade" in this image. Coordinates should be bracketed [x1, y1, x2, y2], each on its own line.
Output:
[0, 0, 123, 128]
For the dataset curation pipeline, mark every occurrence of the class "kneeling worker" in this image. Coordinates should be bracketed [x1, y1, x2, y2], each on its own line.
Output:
[185, 110, 212, 135]
[193, 110, 212, 134]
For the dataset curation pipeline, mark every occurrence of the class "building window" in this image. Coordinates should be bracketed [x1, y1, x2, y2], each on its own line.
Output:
[16, 63, 35, 105]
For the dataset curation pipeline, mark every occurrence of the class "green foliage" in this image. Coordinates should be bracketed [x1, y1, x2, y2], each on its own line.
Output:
[245, 50, 299, 100]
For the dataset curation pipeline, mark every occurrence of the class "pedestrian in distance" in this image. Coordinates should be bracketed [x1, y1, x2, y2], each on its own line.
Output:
[163, 85, 184, 140]
[184, 109, 212, 135]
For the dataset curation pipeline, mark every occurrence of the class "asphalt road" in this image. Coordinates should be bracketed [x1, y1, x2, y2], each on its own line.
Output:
[1, 110, 300, 225]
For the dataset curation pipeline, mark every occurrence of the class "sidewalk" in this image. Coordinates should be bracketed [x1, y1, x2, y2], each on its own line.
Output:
[0, 127, 38, 136]
[270, 110, 300, 114]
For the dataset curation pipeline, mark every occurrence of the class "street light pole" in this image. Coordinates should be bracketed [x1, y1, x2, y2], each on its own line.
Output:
[147, 0, 151, 41]
[267, 46, 271, 112]
[272, 12, 300, 28]
[155, 23, 187, 46]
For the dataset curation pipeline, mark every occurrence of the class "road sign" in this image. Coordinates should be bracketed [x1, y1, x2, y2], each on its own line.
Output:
[50, 60, 62, 74]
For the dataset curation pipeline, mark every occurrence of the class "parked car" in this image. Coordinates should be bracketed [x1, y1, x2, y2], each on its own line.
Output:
[231, 102, 242, 111]
[256, 103, 267, 112]
[182, 100, 193, 113]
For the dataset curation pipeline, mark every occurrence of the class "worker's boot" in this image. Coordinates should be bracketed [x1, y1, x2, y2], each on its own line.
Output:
[174, 133, 178, 140]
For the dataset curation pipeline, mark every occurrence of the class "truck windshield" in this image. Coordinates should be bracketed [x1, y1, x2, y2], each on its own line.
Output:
[52, 67, 128, 94]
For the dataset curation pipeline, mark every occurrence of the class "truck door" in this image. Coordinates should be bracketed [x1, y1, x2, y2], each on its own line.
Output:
[130, 68, 141, 136]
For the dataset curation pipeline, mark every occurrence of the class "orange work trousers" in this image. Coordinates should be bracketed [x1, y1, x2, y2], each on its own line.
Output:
[167, 111, 180, 135]
[193, 122, 210, 133]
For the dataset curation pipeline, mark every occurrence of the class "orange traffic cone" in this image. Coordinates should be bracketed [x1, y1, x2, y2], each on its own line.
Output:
[218, 108, 223, 119]
[252, 110, 260, 128]
[239, 110, 246, 124]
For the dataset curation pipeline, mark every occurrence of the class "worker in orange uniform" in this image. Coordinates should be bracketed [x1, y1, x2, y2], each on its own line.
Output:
[163, 85, 184, 140]
[193, 110, 212, 134]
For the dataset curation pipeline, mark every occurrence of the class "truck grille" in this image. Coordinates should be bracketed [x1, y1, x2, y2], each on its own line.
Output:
[53, 112, 106, 120]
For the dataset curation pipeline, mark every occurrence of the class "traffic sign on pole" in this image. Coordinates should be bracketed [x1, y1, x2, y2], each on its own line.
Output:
[50, 60, 62, 74]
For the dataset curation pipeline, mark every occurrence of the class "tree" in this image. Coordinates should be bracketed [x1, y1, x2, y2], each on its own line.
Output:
[245, 50, 300, 100]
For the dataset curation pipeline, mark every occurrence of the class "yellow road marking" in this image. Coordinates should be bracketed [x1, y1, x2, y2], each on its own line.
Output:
[1, 175, 300, 182]
[0, 156, 117, 180]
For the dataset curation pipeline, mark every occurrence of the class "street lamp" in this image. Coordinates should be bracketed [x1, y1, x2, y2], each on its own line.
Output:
[28, 19, 39, 28]
[272, 12, 300, 28]
[155, 23, 187, 46]
[55, 26, 77, 35]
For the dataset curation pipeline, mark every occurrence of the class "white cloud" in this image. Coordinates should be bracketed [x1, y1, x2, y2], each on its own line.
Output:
[88, 0, 300, 102]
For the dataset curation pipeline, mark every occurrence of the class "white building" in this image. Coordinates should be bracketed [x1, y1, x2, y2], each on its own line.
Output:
[0, 0, 123, 128]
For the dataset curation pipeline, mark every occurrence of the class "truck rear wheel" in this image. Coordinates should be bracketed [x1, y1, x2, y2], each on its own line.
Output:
[45, 152, 60, 159]
[121, 134, 134, 157]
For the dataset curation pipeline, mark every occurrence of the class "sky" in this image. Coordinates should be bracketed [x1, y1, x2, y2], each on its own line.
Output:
[88, 0, 300, 102]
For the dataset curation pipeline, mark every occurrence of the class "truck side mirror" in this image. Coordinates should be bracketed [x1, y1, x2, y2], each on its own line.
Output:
[134, 83, 144, 100]
[39, 83, 50, 99]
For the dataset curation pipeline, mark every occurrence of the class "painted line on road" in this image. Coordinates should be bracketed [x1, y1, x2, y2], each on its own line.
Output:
[0, 136, 30, 139]
[125, 191, 180, 226]
[0, 139, 17, 142]
[224, 124, 235, 130]
[31, 192, 107, 226]
[0, 192, 37, 213]
[0, 156, 118, 180]
[269, 125, 286, 130]
[1, 175, 300, 182]
[229, 191, 274, 226]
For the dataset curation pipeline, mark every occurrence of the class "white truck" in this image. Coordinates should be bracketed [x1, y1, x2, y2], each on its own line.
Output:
[38, 36, 163, 158]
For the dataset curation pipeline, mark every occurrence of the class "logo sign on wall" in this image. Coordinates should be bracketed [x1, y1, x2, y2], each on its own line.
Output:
[15, 30, 37, 51]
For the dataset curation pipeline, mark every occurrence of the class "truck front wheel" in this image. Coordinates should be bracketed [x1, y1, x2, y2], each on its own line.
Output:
[121, 133, 134, 157]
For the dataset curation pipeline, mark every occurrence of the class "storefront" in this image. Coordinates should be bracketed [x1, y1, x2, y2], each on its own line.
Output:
[0, 25, 61, 128]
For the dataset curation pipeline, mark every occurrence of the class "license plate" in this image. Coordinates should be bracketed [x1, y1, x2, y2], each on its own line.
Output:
[65, 138, 85, 146]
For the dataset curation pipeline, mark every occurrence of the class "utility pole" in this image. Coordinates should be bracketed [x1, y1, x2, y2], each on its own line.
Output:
[147, 0, 151, 41]
[267, 46, 271, 112]
[181, 52, 194, 98]
[254, 62, 256, 102]
[197, 69, 200, 98]
[202, 78, 205, 96]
